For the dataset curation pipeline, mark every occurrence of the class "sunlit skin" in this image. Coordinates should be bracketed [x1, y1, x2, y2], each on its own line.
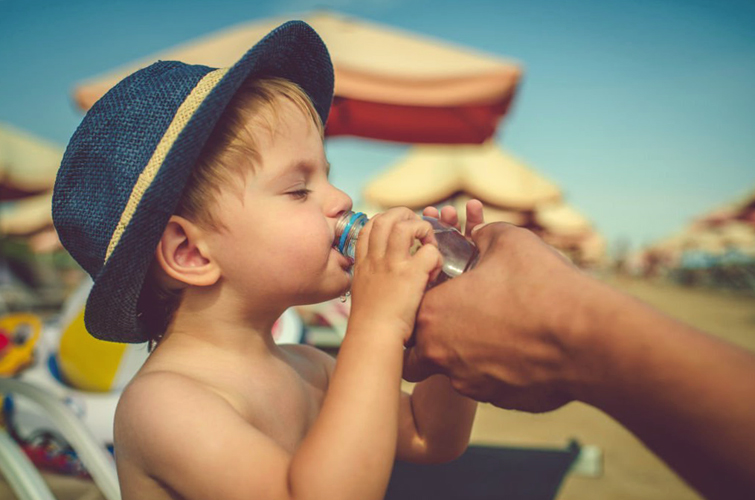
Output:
[404, 221, 755, 500]
[113, 96, 480, 500]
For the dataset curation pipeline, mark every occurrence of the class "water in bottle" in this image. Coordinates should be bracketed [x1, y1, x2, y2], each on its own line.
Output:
[333, 211, 479, 289]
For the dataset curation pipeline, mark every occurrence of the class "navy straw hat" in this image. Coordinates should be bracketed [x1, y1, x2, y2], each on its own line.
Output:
[53, 21, 334, 343]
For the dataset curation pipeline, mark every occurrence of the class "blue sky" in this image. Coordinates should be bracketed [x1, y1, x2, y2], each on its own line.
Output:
[1, 0, 754, 250]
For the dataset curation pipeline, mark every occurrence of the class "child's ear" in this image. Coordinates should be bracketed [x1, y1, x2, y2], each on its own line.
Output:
[155, 216, 220, 287]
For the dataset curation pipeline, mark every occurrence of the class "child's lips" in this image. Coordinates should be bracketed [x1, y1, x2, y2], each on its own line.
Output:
[333, 248, 352, 269]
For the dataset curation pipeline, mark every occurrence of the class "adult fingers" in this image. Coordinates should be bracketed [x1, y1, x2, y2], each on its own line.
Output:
[439, 205, 460, 231]
[422, 206, 440, 219]
[402, 345, 440, 382]
[470, 221, 519, 254]
[464, 199, 485, 238]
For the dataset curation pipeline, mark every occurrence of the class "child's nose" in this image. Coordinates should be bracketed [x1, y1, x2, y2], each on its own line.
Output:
[328, 186, 352, 217]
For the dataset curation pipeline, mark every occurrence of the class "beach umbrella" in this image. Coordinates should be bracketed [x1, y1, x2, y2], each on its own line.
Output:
[578, 232, 607, 264]
[0, 123, 62, 198]
[72, 11, 522, 144]
[696, 204, 738, 226]
[717, 220, 755, 248]
[362, 141, 561, 211]
[681, 229, 727, 255]
[534, 202, 592, 236]
[0, 124, 63, 236]
[733, 188, 755, 226]
[0, 192, 54, 236]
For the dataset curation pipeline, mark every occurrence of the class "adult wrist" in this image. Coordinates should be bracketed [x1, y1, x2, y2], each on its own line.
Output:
[545, 271, 617, 405]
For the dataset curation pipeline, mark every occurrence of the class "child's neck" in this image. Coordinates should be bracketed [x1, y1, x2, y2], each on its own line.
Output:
[161, 284, 288, 358]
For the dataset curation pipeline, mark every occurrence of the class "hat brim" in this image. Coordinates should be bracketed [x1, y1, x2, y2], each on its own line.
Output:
[84, 20, 334, 343]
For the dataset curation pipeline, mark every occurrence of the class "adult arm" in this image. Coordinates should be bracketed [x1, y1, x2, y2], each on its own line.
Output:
[403, 222, 755, 499]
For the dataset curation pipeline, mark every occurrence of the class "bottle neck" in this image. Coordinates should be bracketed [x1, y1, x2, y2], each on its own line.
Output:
[334, 211, 368, 259]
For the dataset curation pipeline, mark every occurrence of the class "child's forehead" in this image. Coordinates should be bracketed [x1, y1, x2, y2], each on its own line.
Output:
[240, 98, 314, 144]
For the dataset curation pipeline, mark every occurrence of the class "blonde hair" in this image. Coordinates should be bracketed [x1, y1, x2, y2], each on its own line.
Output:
[176, 77, 324, 230]
[138, 77, 325, 347]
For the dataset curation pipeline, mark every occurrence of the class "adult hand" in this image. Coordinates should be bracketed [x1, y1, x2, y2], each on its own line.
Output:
[404, 222, 755, 500]
[403, 222, 592, 412]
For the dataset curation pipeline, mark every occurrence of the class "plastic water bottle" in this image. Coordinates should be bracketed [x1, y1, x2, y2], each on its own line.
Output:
[333, 211, 479, 289]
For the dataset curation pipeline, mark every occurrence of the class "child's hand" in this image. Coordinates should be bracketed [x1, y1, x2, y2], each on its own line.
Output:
[422, 199, 485, 239]
[349, 208, 442, 345]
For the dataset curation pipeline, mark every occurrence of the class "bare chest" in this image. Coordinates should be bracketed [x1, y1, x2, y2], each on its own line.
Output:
[246, 374, 325, 452]
[213, 356, 328, 453]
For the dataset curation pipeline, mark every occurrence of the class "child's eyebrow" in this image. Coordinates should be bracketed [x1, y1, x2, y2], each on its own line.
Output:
[275, 160, 330, 181]
[293, 160, 330, 177]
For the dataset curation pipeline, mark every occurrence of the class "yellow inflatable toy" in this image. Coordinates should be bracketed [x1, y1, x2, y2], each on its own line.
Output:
[0, 312, 43, 376]
[9, 278, 302, 447]
[55, 279, 149, 393]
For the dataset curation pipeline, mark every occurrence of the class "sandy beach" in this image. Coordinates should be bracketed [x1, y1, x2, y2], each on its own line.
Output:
[464, 276, 755, 500]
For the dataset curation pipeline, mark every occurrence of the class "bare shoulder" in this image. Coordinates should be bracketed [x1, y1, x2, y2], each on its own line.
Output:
[114, 370, 236, 463]
[117, 369, 229, 416]
[114, 369, 295, 500]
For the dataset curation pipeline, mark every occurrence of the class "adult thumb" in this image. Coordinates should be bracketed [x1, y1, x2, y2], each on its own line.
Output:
[402, 346, 438, 383]
[471, 221, 515, 254]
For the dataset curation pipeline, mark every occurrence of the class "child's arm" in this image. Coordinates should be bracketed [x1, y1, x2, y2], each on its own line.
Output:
[393, 200, 484, 463]
[290, 208, 443, 498]
[115, 208, 441, 500]
[396, 376, 477, 463]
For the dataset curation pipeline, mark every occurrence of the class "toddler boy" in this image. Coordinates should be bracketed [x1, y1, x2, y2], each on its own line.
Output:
[53, 21, 479, 500]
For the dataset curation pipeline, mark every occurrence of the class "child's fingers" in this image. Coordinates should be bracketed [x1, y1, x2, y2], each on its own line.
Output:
[439, 205, 460, 231]
[464, 199, 485, 238]
[354, 214, 378, 263]
[422, 206, 440, 219]
[386, 218, 434, 258]
[368, 208, 420, 258]
[413, 242, 443, 275]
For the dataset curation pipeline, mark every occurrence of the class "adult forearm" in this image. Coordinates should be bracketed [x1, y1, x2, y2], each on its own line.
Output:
[568, 281, 755, 499]
[289, 324, 403, 500]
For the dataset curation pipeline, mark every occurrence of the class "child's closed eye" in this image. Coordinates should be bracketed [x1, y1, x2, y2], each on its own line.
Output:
[287, 189, 312, 201]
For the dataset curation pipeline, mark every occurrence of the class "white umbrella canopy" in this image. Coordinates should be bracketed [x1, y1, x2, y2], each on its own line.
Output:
[362, 141, 562, 211]
[0, 123, 63, 194]
[578, 232, 608, 264]
[658, 220, 755, 255]
[0, 192, 53, 236]
[717, 220, 755, 248]
[534, 201, 592, 236]
[73, 11, 522, 144]
[687, 231, 728, 255]
[0, 124, 63, 236]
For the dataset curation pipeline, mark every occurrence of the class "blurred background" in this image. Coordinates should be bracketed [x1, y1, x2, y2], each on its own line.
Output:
[1, 1, 754, 499]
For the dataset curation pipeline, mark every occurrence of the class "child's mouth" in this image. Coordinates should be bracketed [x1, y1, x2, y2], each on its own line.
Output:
[333, 248, 353, 270]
